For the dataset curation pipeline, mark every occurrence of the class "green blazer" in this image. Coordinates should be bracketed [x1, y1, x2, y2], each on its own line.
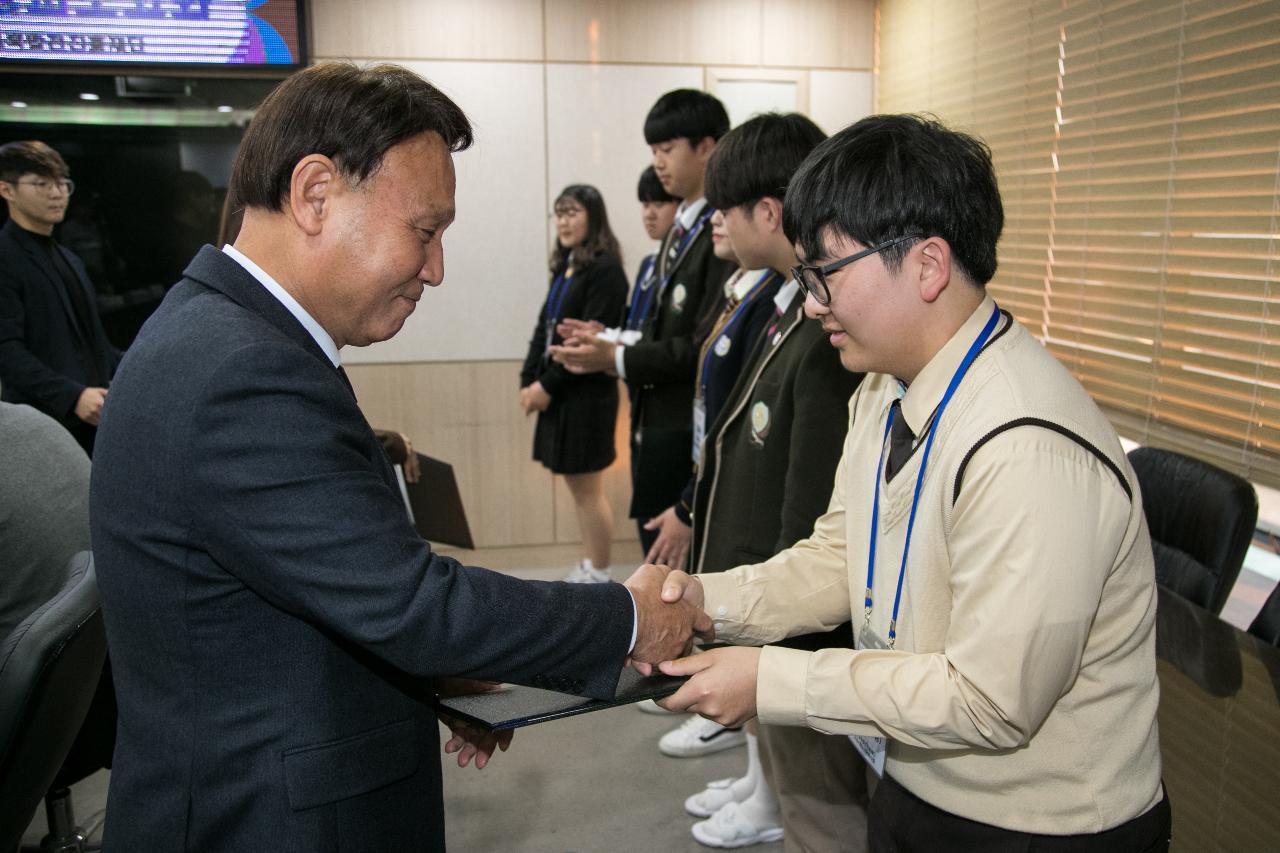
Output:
[692, 296, 863, 574]
[691, 296, 862, 650]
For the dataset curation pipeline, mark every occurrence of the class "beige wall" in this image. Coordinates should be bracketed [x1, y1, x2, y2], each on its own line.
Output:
[315, 0, 876, 552]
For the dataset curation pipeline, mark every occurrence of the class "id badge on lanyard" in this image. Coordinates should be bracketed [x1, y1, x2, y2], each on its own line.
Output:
[692, 398, 706, 465]
[850, 622, 891, 777]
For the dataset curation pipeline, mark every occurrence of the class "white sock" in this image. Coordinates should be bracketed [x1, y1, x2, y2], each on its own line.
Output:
[723, 733, 762, 799]
[744, 732, 762, 781]
[580, 559, 609, 579]
[737, 773, 781, 823]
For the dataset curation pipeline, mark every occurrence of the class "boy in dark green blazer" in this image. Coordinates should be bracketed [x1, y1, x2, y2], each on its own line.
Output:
[684, 113, 869, 852]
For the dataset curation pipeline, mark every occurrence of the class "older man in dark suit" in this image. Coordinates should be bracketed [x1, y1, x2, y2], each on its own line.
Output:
[0, 141, 120, 455]
[90, 63, 707, 852]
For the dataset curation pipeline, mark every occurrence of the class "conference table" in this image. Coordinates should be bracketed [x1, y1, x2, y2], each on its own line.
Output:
[1155, 586, 1280, 850]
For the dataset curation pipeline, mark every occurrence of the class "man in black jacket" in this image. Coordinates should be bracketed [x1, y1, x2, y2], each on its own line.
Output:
[0, 141, 120, 454]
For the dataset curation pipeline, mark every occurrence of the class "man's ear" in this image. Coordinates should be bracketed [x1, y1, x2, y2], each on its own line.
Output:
[916, 236, 953, 303]
[0, 181, 15, 204]
[288, 155, 339, 237]
[756, 197, 784, 234]
[694, 136, 717, 161]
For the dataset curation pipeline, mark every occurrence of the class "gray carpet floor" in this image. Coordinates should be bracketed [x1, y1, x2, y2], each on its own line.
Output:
[22, 707, 783, 852]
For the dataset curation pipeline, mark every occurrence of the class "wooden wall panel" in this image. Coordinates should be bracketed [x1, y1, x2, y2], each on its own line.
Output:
[545, 0, 762, 66]
[346, 360, 638, 551]
[762, 0, 876, 70]
[309, 0, 545, 62]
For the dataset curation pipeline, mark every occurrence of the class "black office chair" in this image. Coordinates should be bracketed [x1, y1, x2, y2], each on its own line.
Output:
[1128, 447, 1258, 615]
[1248, 581, 1280, 646]
[0, 552, 106, 853]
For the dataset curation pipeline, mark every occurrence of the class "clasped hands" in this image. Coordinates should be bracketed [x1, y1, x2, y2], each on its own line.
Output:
[624, 564, 763, 729]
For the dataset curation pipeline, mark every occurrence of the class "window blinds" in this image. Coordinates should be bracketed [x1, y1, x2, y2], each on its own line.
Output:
[879, 0, 1280, 487]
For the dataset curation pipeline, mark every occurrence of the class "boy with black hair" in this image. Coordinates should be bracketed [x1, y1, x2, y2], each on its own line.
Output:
[0, 140, 121, 454]
[657, 114, 1169, 852]
[553, 89, 735, 560]
[666, 112, 868, 851]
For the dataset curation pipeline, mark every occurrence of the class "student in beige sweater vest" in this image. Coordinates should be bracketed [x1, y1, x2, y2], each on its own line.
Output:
[646, 115, 1170, 851]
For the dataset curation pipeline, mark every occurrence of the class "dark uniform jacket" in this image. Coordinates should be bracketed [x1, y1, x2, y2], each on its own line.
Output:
[91, 247, 633, 852]
[0, 218, 120, 451]
[691, 290, 862, 648]
[624, 209, 735, 518]
[520, 254, 627, 398]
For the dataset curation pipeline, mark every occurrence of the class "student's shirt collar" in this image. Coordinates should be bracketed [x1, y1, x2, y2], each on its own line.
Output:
[676, 197, 707, 230]
[732, 268, 771, 301]
[898, 293, 997, 436]
[222, 244, 342, 368]
[774, 279, 801, 314]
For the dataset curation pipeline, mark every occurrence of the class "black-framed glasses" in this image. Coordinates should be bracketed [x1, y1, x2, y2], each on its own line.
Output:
[15, 177, 75, 196]
[791, 235, 922, 306]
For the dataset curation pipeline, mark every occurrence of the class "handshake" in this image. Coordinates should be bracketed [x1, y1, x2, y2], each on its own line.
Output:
[622, 563, 710, 671]
[442, 564, 760, 772]
[621, 564, 762, 728]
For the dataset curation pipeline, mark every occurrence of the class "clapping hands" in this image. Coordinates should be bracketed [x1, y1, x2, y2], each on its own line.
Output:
[548, 318, 617, 376]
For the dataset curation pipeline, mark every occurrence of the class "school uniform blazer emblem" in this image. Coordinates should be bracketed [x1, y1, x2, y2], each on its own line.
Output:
[750, 400, 771, 444]
[671, 282, 688, 313]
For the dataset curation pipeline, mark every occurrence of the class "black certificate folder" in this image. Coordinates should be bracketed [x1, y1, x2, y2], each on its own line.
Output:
[403, 452, 475, 550]
[439, 669, 687, 731]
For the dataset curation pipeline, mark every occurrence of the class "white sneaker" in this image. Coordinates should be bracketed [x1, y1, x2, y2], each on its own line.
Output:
[636, 698, 682, 715]
[563, 561, 610, 583]
[658, 715, 746, 757]
[691, 801, 784, 849]
[685, 776, 755, 818]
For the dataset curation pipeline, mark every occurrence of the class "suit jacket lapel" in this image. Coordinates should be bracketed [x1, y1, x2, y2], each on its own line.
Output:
[721, 301, 806, 431]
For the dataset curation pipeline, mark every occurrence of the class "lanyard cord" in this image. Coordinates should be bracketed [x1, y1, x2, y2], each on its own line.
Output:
[625, 256, 658, 330]
[698, 269, 778, 396]
[865, 303, 1002, 647]
[543, 266, 574, 352]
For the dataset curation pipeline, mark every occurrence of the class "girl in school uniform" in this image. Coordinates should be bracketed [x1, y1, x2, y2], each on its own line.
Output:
[519, 185, 628, 582]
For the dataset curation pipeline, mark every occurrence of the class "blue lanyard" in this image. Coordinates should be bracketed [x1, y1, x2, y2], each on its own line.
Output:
[699, 270, 777, 395]
[865, 303, 1001, 646]
[625, 256, 658, 331]
[628, 208, 714, 330]
[543, 267, 573, 351]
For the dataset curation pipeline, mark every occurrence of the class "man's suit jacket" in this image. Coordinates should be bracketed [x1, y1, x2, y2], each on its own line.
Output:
[0, 218, 120, 440]
[624, 221, 734, 518]
[90, 247, 634, 852]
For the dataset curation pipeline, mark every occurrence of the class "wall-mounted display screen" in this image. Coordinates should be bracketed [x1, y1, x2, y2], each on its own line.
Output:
[0, 1, 303, 67]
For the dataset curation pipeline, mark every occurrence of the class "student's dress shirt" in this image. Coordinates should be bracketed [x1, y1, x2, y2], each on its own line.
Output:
[700, 295, 1164, 835]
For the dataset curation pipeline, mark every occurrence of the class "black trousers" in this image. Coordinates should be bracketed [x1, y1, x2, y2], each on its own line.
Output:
[868, 773, 1171, 853]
